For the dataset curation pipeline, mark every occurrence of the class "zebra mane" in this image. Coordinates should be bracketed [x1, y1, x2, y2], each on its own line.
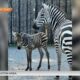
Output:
[37, 8, 44, 19]
[42, 3, 65, 14]
[50, 5, 65, 17]
[35, 3, 66, 33]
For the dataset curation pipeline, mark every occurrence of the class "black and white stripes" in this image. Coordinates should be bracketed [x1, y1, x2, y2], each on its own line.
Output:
[60, 20, 72, 65]
[33, 3, 72, 70]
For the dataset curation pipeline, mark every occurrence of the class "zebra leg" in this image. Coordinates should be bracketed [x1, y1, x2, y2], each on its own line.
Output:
[69, 76, 72, 80]
[67, 53, 72, 80]
[55, 49, 61, 79]
[55, 48, 61, 79]
[57, 48, 61, 71]
[54, 40, 61, 71]
[67, 53, 72, 70]
[43, 47, 50, 70]
[37, 48, 44, 70]
[25, 52, 29, 71]
[28, 49, 32, 71]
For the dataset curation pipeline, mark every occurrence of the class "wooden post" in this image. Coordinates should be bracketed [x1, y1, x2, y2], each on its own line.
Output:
[0, 13, 8, 80]
[0, 1, 8, 80]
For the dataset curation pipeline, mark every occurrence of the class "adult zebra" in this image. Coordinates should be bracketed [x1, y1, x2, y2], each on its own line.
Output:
[12, 32, 50, 70]
[33, 3, 72, 71]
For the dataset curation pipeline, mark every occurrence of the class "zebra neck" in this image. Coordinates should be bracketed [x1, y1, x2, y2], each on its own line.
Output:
[50, 6, 66, 31]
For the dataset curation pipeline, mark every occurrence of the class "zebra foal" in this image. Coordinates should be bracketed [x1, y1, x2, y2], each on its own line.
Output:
[12, 32, 50, 71]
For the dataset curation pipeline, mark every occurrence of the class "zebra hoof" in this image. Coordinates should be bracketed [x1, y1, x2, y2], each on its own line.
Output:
[48, 65, 50, 70]
[25, 67, 29, 71]
[30, 68, 32, 71]
[54, 76, 59, 80]
[69, 76, 72, 80]
[56, 76, 59, 78]
[37, 67, 40, 70]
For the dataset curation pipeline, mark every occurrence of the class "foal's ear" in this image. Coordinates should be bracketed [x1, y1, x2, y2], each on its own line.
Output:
[12, 31, 16, 37]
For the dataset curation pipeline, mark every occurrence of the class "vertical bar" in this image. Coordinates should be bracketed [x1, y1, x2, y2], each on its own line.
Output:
[0, 0, 8, 80]
[18, 0, 21, 33]
[51, 0, 53, 4]
[30, 0, 31, 34]
[65, 0, 67, 13]
[59, 0, 60, 8]
[43, 0, 46, 3]
[9, 0, 12, 44]
[26, 0, 28, 33]
[35, 0, 38, 18]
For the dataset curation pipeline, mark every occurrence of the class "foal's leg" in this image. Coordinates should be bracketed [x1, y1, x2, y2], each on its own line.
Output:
[28, 49, 32, 71]
[37, 48, 44, 70]
[43, 47, 50, 70]
[25, 50, 29, 71]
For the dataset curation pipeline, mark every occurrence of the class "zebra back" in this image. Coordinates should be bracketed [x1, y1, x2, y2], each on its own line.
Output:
[21, 32, 48, 48]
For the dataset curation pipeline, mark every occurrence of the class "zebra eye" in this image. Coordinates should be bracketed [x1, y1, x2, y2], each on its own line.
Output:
[41, 14, 44, 16]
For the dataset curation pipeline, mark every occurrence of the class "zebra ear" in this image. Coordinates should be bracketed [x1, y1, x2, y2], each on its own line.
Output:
[12, 31, 16, 37]
[42, 3, 49, 9]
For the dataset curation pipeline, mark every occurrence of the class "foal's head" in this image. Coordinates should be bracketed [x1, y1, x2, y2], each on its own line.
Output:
[12, 32, 22, 50]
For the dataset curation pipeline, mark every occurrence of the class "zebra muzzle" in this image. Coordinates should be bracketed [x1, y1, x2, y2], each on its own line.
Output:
[17, 46, 21, 50]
